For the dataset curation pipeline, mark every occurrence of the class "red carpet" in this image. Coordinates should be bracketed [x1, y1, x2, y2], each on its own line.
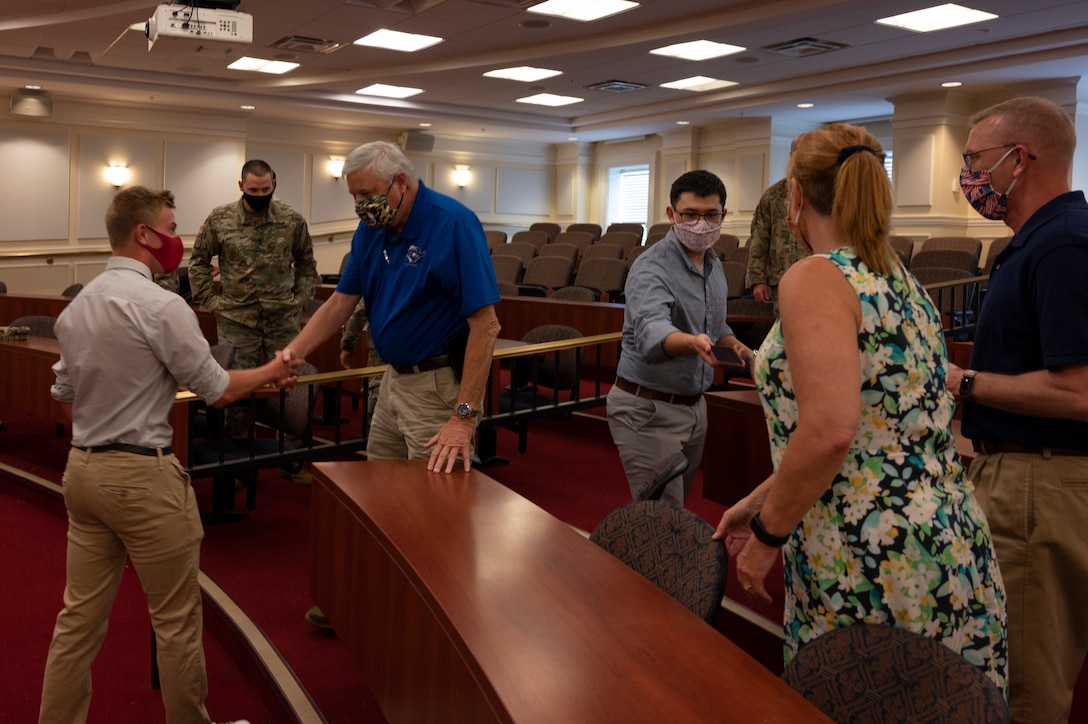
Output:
[8, 400, 1084, 721]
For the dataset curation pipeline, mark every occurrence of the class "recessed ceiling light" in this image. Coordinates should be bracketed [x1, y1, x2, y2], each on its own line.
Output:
[650, 40, 746, 61]
[240, 105, 256, 110]
[567, 136, 579, 141]
[353, 29, 443, 52]
[876, 4, 997, 33]
[227, 57, 299, 74]
[675, 120, 691, 125]
[527, 0, 638, 22]
[660, 76, 738, 92]
[797, 102, 815, 108]
[516, 93, 583, 107]
[484, 66, 563, 82]
[356, 83, 424, 99]
[418, 122, 432, 127]
[941, 81, 963, 87]
[24, 84, 42, 90]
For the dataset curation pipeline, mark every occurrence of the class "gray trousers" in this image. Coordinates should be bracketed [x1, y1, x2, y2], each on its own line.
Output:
[606, 385, 706, 507]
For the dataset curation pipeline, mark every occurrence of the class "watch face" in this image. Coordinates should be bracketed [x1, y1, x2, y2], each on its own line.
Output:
[457, 402, 472, 418]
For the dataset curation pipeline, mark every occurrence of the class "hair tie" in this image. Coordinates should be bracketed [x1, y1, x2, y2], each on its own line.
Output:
[836, 145, 878, 165]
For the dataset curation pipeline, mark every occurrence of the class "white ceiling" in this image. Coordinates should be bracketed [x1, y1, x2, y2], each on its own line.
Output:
[2, 0, 1087, 143]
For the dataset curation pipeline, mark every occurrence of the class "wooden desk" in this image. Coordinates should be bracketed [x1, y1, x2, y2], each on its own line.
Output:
[0, 336, 193, 463]
[310, 459, 829, 724]
[0, 294, 71, 325]
[702, 389, 976, 507]
[0, 337, 65, 423]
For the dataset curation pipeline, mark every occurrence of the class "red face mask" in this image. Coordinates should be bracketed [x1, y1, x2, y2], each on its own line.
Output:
[141, 225, 184, 274]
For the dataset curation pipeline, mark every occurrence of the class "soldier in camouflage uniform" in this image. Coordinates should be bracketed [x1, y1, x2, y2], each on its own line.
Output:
[189, 159, 317, 372]
[189, 159, 317, 438]
[745, 134, 810, 314]
[339, 298, 384, 428]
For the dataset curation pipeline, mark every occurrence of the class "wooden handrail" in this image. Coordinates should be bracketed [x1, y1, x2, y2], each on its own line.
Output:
[0, 248, 112, 262]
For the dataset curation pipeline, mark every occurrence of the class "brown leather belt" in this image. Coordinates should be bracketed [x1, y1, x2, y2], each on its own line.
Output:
[391, 355, 450, 375]
[973, 440, 1088, 457]
[615, 376, 702, 406]
[75, 443, 173, 457]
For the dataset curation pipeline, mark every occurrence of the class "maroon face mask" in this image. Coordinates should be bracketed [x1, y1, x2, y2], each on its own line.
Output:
[141, 225, 184, 274]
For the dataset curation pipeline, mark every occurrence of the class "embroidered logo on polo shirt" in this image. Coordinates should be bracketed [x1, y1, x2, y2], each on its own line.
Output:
[406, 245, 425, 265]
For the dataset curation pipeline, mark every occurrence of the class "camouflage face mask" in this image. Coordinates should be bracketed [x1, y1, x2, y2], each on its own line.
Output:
[355, 178, 401, 229]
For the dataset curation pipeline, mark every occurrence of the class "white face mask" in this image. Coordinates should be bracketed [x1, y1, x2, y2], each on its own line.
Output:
[674, 218, 721, 252]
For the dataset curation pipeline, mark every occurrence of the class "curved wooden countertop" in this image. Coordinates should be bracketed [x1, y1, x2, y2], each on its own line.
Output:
[310, 459, 829, 723]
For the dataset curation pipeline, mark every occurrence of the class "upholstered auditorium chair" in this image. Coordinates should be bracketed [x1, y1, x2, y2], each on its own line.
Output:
[590, 494, 727, 624]
[782, 624, 1009, 723]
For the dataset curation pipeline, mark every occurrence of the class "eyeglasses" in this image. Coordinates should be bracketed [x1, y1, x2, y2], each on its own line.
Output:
[961, 144, 1017, 169]
[675, 211, 723, 224]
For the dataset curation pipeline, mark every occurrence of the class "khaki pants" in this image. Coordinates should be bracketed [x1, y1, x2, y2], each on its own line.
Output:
[606, 385, 706, 506]
[366, 365, 474, 461]
[40, 448, 211, 724]
[970, 450, 1088, 724]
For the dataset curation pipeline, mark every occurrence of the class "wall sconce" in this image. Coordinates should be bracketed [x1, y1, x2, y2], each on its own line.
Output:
[452, 166, 472, 189]
[327, 158, 345, 181]
[104, 163, 131, 189]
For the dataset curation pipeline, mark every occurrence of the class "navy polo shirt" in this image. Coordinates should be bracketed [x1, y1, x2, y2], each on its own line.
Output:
[964, 191, 1088, 449]
[336, 181, 499, 368]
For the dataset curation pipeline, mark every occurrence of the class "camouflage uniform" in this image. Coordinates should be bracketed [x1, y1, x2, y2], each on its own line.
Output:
[154, 272, 179, 294]
[189, 197, 317, 370]
[341, 300, 384, 427]
[745, 178, 809, 313]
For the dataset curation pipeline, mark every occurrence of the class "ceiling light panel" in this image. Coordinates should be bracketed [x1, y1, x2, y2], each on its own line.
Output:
[484, 66, 562, 82]
[353, 29, 443, 52]
[227, 57, 300, 74]
[660, 76, 738, 92]
[875, 4, 998, 33]
[527, 0, 639, 22]
[650, 40, 746, 61]
[517, 93, 584, 107]
[356, 83, 424, 98]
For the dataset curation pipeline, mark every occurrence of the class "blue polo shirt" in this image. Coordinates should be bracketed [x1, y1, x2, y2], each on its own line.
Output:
[336, 181, 499, 368]
[964, 191, 1088, 449]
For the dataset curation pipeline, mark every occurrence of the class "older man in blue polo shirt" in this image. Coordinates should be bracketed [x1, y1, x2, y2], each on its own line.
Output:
[286, 140, 500, 472]
[607, 170, 753, 506]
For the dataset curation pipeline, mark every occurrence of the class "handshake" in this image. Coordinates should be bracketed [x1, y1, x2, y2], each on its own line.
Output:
[268, 347, 304, 389]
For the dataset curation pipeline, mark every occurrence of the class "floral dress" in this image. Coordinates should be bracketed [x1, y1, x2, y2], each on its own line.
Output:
[752, 247, 1008, 695]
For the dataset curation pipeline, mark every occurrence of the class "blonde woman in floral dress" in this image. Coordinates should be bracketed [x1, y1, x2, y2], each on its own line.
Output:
[714, 123, 1008, 696]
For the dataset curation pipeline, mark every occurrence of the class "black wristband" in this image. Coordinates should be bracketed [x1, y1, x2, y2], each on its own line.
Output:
[960, 369, 977, 400]
[750, 512, 792, 547]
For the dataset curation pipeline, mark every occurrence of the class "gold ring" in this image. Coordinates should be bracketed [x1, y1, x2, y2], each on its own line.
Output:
[743, 584, 753, 591]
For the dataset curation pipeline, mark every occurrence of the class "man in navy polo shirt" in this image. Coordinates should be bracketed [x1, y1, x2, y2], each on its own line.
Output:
[286, 140, 500, 473]
[950, 96, 1088, 723]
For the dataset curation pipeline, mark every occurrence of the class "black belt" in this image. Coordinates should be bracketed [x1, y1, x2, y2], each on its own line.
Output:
[75, 444, 173, 457]
[615, 376, 702, 406]
[391, 355, 450, 375]
[973, 440, 1088, 457]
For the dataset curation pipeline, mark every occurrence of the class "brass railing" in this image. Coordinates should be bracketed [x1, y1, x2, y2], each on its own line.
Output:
[180, 333, 623, 479]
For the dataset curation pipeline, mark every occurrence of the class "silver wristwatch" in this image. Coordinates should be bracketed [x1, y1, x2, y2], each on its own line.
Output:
[455, 402, 476, 419]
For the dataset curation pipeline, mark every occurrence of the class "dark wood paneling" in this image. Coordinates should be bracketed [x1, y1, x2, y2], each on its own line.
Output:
[0, 294, 70, 325]
[703, 389, 975, 507]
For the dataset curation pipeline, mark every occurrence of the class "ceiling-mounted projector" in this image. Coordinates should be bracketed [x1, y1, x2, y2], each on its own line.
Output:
[146, 3, 253, 49]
